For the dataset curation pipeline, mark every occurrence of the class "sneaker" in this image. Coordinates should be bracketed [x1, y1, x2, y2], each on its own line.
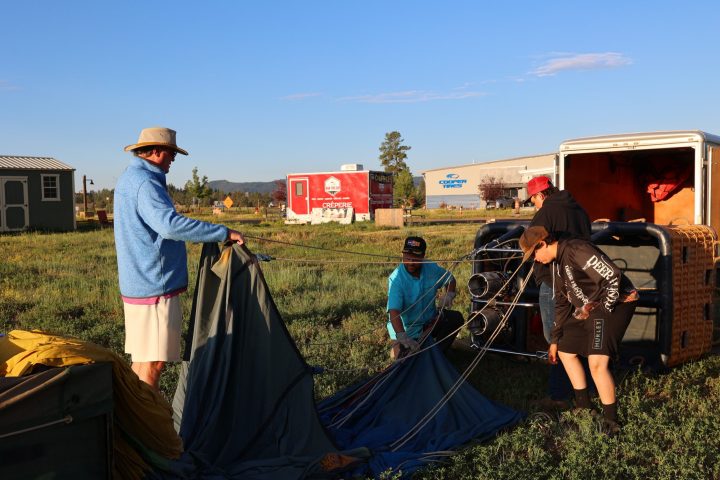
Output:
[531, 396, 571, 411]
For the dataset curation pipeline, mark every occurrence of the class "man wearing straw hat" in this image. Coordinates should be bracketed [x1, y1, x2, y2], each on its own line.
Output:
[114, 127, 245, 390]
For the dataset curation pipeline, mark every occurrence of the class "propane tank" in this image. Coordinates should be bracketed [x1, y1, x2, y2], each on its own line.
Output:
[467, 271, 513, 299]
[468, 306, 504, 336]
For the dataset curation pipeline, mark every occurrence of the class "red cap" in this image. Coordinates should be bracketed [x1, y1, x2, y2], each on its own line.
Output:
[526, 176, 552, 198]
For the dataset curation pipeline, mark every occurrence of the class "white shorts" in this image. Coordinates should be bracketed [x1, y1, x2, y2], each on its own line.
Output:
[123, 295, 182, 362]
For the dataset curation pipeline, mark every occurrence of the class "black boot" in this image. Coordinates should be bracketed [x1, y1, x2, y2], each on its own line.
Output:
[573, 388, 592, 410]
[601, 402, 621, 436]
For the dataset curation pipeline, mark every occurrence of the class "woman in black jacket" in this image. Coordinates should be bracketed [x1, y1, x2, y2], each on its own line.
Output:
[519, 226, 638, 433]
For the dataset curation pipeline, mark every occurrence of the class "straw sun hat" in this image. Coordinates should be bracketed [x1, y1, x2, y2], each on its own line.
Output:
[124, 127, 189, 155]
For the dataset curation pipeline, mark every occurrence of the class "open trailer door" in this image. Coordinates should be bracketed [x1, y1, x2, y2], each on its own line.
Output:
[709, 146, 720, 234]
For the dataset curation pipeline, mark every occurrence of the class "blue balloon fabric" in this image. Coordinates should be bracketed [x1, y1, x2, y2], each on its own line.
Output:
[151, 243, 523, 479]
[318, 339, 524, 478]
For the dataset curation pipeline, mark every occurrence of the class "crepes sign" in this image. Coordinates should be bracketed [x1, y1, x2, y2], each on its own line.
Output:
[325, 176, 341, 196]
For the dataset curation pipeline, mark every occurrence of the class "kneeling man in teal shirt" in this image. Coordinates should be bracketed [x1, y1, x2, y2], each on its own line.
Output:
[386, 236, 464, 359]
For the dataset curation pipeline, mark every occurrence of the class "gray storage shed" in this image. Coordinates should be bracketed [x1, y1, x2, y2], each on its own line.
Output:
[0, 156, 76, 232]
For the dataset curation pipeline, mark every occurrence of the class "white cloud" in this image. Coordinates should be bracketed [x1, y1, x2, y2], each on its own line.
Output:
[280, 92, 322, 100]
[531, 52, 632, 77]
[454, 82, 475, 90]
[338, 89, 486, 104]
[0, 80, 20, 91]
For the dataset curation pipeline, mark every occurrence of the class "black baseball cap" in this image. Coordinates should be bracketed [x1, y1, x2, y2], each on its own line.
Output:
[402, 236, 427, 256]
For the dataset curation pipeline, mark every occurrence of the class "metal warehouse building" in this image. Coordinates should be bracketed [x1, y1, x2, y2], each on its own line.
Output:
[0, 156, 76, 232]
[423, 153, 555, 209]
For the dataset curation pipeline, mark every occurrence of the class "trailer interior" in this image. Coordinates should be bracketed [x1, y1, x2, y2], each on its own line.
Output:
[563, 147, 696, 225]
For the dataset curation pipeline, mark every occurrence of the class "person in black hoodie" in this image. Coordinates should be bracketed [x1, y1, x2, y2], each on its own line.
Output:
[527, 176, 592, 408]
[519, 226, 638, 434]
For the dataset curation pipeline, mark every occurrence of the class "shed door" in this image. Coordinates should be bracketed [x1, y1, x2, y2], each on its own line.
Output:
[0, 177, 29, 232]
[289, 178, 309, 215]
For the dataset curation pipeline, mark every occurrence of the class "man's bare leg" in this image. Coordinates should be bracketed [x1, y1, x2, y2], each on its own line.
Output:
[131, 361, 165, 391]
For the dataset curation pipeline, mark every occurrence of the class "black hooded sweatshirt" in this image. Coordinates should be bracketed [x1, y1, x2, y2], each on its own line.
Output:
[529, 190, 591, 285]
[550, 238, 637, 344]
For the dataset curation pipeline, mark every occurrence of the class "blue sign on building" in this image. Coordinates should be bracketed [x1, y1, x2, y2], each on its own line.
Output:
[438, 173, 467, 189]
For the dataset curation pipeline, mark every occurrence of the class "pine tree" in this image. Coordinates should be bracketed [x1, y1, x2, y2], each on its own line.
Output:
[184, 167, 211, 206]
[394, 169, 416, 207]
[379, 131, 411, 176]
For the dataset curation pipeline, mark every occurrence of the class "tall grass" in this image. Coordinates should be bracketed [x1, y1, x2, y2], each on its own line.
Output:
[1, 220, 719, 479]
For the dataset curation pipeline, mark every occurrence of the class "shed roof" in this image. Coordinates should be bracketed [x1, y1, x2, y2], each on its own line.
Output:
[0, 156, 74, 171]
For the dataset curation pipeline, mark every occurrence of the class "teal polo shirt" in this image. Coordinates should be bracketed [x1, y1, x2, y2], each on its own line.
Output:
[386, 261, 452, 340]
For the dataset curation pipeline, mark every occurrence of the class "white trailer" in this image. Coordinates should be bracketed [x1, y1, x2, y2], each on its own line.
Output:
[558, 130, 720, 230]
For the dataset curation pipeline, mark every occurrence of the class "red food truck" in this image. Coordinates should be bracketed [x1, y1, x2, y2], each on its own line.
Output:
[286, 165, 393, 224]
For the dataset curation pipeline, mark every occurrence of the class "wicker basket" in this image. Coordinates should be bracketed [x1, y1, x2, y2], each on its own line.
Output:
[662, 225, 718, 366]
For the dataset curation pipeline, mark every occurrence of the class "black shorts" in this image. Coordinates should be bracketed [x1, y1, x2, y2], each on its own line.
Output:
[558, 301, 637, 359]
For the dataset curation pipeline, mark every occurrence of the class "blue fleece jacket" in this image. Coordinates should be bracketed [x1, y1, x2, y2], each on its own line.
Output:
[114, 157, 228, 298]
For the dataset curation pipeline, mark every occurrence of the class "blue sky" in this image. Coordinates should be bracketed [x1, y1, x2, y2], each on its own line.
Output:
[2, 1, 719, 190]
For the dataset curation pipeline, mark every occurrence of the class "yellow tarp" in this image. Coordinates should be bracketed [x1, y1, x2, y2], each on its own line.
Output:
[0, 330, 183, 479]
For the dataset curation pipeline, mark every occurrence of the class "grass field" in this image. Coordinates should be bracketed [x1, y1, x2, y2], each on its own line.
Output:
[1, 219, 719, 479]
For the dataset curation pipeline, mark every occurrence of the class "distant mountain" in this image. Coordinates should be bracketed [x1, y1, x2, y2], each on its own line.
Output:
[209, 180, 282, 194]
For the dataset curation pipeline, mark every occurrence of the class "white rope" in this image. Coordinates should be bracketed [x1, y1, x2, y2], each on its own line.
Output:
[389, 265, 533, 452]
[291, 234, 529, 435]
[326, 362, 401, 428]
[375, 238, 523, 359]
[246, 233, 517, 265]
[390, 282, 526, 450]
[263, 256, 520, 265]
[395, 257, 524, 362]
[303, 263, 456, 347]
[325, 268, 466, 429]
[318, 270, 464, 425]
[315, 362, 391, 415]
[266, 236, 522, 349]
[326, 258, 526, 435]
[315, 263, 461, 417]
[323, 261, 469, 426]
[320, 246, 524, 429]
[397, 268, 457, 334]
[390, 268, 532, 451]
